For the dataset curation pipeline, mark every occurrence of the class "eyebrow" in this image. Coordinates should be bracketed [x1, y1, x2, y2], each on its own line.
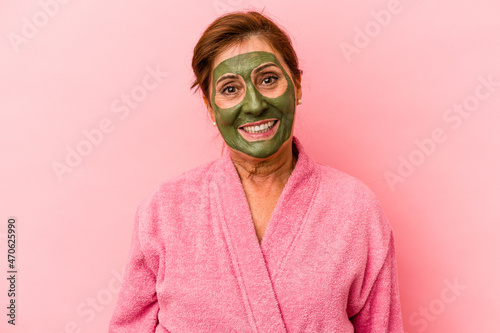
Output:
[216, 74, 239, 85]
[215, 63, 280, 85]
[253, 63, 280, 75]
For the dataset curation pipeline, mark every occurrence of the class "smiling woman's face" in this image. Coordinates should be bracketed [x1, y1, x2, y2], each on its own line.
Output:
[208, 36, 301, 159]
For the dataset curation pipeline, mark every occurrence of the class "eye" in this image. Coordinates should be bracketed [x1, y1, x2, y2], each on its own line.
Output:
[222, 85, 237, 95]
[261, 75, 278, 86]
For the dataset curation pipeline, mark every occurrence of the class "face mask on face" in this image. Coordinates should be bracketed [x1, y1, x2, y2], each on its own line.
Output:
[211, 51, 296, 158]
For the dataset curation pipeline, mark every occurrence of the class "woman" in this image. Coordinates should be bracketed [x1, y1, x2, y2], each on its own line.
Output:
[109, 11, 404, 332]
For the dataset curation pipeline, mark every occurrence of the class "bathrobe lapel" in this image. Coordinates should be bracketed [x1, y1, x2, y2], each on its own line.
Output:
[212, 137, 318, 332]
[258, 138, 318, 279]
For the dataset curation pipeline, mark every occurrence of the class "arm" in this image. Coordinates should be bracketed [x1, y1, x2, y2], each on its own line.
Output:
[350, 232, 404, 333]
[109, 204, 159, 333]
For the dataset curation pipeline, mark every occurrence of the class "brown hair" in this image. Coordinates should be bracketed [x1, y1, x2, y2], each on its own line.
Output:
[191, 11, 302, 104]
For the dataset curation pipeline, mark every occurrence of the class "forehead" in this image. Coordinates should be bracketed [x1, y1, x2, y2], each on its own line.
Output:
[212, 36, 280, 69]
[213, 51, 283, 77]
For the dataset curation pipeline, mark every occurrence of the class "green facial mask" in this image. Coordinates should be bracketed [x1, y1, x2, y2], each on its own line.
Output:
[211, 51, 296, 158]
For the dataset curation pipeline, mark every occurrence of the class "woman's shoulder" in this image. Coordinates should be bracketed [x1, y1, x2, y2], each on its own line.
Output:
[138, 158, 220, 209]
[160, 158, 219, 190]
[311, 160, 390, 225]
[296, 138, 380, 206]
[314, 161, 378, 202]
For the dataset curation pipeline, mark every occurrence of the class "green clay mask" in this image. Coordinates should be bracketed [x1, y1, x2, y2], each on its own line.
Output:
[211, 51, 296, 158]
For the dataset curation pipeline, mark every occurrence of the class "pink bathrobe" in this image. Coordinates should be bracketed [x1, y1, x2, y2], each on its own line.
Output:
[109, 137, 404, 332]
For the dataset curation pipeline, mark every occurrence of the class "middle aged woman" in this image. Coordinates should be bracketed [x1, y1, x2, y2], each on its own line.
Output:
[109, 11, 404, 333]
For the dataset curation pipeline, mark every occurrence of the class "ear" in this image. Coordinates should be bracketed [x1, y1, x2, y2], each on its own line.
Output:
[203, 95, 216, 123]
[295, 76, 303, 103]
[297, 86, 302, 102]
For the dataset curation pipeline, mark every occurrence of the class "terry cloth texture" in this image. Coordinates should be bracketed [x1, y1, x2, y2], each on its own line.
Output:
[109, 136, 404, 333]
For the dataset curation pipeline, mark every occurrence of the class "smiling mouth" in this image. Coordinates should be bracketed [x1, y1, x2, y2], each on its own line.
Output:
[239, 120, 278, 134]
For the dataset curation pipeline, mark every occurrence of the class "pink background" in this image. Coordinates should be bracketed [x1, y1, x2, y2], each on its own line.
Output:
[1, 1, 499, 332]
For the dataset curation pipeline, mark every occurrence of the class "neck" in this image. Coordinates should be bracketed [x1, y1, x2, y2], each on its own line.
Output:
[229, 137, 297, 186]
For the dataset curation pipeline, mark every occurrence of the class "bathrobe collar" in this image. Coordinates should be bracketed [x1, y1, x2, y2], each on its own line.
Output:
[212, 136, 319, 331]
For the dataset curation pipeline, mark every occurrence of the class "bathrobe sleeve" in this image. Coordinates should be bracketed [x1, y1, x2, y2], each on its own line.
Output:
[350, 233, 403, 332]
[347, 191, 404, 333]
[109, 198, 160, 333]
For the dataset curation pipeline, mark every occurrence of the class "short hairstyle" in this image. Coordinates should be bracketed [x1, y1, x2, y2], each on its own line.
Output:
[191, 11, 302, 104]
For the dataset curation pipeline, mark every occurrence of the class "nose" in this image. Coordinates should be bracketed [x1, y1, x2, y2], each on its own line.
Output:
[240, 84, 267, 115]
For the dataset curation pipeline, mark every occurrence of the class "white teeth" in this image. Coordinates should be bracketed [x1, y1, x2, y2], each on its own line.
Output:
[242, 121, 275, 134]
